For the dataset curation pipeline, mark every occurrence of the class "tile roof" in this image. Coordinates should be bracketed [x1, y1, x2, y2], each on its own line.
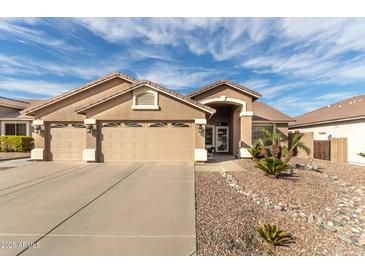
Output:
[291, 94, 365, 128]
[253, 101, 295, 123]
[0, 96, 29, 109]
[75, 80, 216, 114]
[22, 72, 136, 115]
[188, 80, 262, 99]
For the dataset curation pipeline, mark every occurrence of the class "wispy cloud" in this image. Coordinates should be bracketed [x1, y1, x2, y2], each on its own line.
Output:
[0, 78, 75, 97]
[135, 63, 219, 90]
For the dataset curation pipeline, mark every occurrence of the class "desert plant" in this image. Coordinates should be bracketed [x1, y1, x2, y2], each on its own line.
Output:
[283, 132, 311, 163]
[358, 152, 365, 158]
[257, 224, 291, 246]
[248, 139, 266, 159]
[255, 157, 288, 178]
[261, 128, 287, 159]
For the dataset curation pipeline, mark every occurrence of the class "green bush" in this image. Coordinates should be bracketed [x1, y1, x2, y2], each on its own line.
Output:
[0, 136, 34, 152]
[255, 157, 288, 178]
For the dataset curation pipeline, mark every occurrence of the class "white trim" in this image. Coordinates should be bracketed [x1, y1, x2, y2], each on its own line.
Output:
[84, 119, 96, 125]
[82, 149, 96, 162]
[200, 96, 248, 112]
[32, 119, 44, 126]
[194, 148, 207, 162]
[131, 105, 159, 110]
[194, 119, 207, 125]
[1, 121, 30, 136]
[31, 148, 44, 160]
[239, 148, 252, 158]
[132, 89, 159, 110]
[239, 111, 253, 117]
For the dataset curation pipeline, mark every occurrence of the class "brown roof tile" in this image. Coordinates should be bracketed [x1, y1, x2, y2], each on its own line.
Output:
[188, 80, 262, 99]
[291, 94, 365, 128]
[0, 96, 29, 109]
[253, 101, 294, 123]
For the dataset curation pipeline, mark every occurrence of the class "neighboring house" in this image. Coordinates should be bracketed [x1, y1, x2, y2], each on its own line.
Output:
[22, 72, 294, 162]
[289, 95, 365, 165]
[0, 96, 45, 136]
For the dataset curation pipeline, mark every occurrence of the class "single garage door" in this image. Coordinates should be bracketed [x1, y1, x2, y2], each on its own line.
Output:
[49, 123, 86, 161]
[101, 122, 194, 162]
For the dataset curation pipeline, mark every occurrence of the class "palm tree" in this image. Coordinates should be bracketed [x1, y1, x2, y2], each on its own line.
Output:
[261, 128, 287, 159]
[283, 132, 311, 163]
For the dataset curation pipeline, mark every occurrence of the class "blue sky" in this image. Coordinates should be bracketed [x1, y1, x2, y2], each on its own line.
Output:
[0, 17, 365, 116]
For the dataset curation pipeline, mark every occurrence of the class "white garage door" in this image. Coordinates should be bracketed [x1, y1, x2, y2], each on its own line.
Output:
[101, 122, 194, 162]
[49, 123, 86, 161]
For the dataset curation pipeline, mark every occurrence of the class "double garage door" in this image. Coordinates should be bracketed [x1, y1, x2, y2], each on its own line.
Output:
[101, 122, 194, 162]
[49, 122, 194, 162]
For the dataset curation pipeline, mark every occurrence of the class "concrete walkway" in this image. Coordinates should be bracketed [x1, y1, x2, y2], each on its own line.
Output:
[0, 162, 195, 256]
[195, 154, 243, 172]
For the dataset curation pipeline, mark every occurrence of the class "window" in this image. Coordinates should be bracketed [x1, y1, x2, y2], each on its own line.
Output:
[149, 122, 167, 127]
[252, 124, 275, 146]
[132, 89, 158, 109]
[4, 123, 27, 136]
[172, 122, 190, 127]
[136, 92, 155, 105]
[205, 126, 214, 146]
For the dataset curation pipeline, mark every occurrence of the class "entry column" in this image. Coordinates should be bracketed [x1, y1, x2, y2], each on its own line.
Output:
[239, 112, 253, 158]
[83, 119, 98, 162]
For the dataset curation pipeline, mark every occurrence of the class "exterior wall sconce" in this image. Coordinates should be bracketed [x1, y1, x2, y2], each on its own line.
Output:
[198, 124, 205, 136]
[84, 119, 97, 134]
[32, 119, 44, 134]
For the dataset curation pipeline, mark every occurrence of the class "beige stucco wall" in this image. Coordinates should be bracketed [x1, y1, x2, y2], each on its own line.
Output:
[240, 116, 252, 148]
[33, 78, 131, 121]
[85, 86, 207, 121]
[277, 123, 289, 147]
[192, 84, 254, 111]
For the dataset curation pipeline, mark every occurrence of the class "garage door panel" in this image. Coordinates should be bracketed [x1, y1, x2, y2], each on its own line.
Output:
[101, 122, 193, 162]
[49, 124, 85, 161]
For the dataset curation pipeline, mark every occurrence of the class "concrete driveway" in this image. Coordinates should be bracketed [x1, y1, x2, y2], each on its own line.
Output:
[0, 161, 196, 256]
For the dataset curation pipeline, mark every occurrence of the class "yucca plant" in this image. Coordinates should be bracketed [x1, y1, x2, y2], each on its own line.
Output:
[257, 224, 291, 246]
[255, 157, 288, 178]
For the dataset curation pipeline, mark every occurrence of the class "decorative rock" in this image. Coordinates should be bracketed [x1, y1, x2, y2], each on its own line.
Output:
[323, 223, 337, 232]
[335, 233, 353, 244]
[308, 213, 315, 223]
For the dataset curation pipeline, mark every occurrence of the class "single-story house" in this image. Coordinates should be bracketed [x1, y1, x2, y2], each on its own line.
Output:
[289, 95, 365, 165]
[0, 96, 45, 136]
[21, 72, 294, 162]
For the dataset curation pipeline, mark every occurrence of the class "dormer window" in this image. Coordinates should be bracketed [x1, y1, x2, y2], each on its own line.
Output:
[132, 89, 159, 110]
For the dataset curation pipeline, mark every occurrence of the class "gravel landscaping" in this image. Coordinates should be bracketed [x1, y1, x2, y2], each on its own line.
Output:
[195, 157, 365, 255]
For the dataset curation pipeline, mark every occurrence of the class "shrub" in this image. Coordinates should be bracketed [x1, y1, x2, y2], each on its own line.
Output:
[257, 224, 291, 246]
[255, 157, 288, 178]
[0, 136, 34, 152]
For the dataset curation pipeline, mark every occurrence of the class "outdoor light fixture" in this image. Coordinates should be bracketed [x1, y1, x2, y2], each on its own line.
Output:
[84, 119, 97, 134]
[198, 124, 205, 136]
[32, 120, 44, 134]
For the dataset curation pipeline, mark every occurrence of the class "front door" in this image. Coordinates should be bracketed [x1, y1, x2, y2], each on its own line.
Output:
[216, 126, 229, 153]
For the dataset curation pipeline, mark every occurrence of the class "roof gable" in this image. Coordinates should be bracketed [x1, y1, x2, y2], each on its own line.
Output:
[22, 72, 136, 115]
[75, 80, 215, 115]
[188, 80, 262, 99]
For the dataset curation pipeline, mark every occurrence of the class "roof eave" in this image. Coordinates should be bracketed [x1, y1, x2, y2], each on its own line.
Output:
[289, 115, 365, 129]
